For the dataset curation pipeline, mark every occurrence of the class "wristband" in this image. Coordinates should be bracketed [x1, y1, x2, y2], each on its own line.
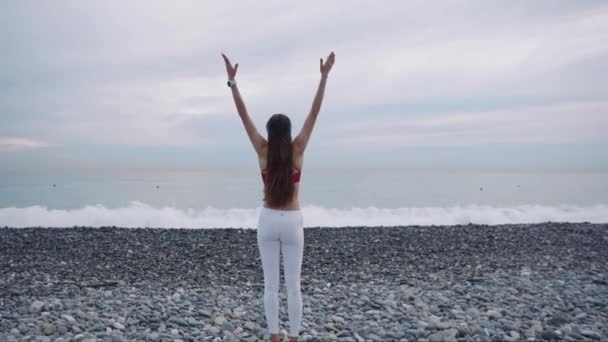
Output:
[227, 79, 236, 88]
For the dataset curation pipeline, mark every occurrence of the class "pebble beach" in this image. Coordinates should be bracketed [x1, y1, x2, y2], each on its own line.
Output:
[1, 222, 607, 341]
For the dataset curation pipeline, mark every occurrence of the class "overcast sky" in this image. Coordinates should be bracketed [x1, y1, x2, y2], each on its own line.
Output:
[1, 0, 607, 170]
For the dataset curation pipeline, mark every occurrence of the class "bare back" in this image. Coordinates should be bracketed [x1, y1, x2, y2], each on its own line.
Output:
[258, 142, 304, 210]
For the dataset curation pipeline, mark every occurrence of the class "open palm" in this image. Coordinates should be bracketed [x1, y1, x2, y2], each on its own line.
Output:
[221, 53, 239, 79]
[320, 51, 335, 76]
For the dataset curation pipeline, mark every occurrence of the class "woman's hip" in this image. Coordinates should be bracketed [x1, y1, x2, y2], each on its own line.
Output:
[257, 207, 304, 239]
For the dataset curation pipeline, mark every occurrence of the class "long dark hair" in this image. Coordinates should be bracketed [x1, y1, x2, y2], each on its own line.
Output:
[263, 113, 294, 207]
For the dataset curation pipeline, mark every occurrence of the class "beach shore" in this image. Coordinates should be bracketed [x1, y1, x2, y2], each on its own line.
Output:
[1, 223, 607, 341]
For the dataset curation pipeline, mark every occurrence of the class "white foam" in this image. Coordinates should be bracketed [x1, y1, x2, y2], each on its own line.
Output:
[0, 201, 607, 228]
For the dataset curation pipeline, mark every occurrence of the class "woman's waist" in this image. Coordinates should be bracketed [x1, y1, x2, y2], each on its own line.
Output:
[261, 205, 303, 216]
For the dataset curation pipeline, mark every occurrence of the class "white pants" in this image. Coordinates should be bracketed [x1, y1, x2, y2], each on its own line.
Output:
[257, 206, 304, 336]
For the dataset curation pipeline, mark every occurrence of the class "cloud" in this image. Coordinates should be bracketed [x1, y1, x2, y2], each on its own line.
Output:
[0, 1, 607, 167]
[331, 100, 608, 147]
[0, 137, 49, 150]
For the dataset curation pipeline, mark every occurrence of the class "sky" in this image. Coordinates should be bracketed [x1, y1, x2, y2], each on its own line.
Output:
[1, 0, 607, 170]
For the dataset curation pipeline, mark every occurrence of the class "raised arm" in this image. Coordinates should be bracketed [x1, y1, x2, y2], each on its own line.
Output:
[222, 53, 266, 155]
[294, 51, 335, 153]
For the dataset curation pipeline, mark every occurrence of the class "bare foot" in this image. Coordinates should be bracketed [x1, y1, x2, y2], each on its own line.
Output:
[270, 333, 280, 342]
[288, 336, 298, 342]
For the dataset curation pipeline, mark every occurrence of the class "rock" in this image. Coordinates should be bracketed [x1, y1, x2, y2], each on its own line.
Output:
[353, 333, 365, 342]
[547, 315, 569, 326]
[456, 324, 470, 337]
[580, 330, 602, 340]
[427, 331, 443, 342]
[111, 332, 128, 342]
[366, 333, 382, 340]
[337, 330, 350, 337]
[112, 322, 125, 330]
[213, 316, 226, 326]
[169, 317, 189, 327]
[437, 321, 453, 330]
[224, 331, 239, 342]
[56, 324, 68, 334]
[444, 328, 458, 338]
[541, 330, 561, 340]
[330, 315, 345, 324]
[208, 326, 221, 336]
[221, 320, 235, 332]
[486, 309, 503, 320]
[504, 331, 520, 342]
[76, 310, 92, 321]
[198, 309, 213, 318]
[41, 322, 56, 335]
[17, 323, 29, 334]
[31, 300, 45, 313]
[427, 328, 458, 342]
[62, 314, 77, 324]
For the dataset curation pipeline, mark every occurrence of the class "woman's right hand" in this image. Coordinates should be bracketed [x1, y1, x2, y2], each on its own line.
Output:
[221, 53, 239, 80]
[320, 51, 335, 77]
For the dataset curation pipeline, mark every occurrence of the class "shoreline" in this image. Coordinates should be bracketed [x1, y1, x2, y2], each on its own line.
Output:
[1, 223, 607, 341]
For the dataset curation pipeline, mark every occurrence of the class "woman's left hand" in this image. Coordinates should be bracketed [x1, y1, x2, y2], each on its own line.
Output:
[221, 53, 239, 80]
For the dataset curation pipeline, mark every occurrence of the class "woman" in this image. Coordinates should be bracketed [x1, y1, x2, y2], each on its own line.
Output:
[222, 51, 335, 342]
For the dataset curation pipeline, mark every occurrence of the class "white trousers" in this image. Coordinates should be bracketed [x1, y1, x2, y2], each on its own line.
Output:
[256, 206, 304, 336]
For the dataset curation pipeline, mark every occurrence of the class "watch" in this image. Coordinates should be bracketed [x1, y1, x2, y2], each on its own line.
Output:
[227, 79, 236, 88]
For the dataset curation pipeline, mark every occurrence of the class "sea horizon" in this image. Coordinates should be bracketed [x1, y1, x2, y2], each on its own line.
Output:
[1, 165, 607, 228]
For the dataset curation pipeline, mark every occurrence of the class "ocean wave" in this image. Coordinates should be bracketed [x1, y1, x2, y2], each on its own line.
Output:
[0, 202, 607, 228]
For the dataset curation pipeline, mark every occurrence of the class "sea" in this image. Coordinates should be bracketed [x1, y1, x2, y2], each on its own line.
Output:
[1, 166, 607, 228]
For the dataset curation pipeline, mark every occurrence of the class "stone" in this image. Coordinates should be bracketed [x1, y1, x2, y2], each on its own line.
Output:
[337, 330, 350, 337]
[224, 331, 239, 342]
[541, 330, 561, 340]
[17, 323, 29, 334]
[56, 324, 68, 334]
[199, 309, 213, 318]
[221, 320, 235, 332]
[504, 331, 520, 342]
[62, 314, 77, 324]
[41, 322, 56, 335]
[112, 322, 125, 330]
[547, 315, 569, 326]
[428, 331, 443, 342]
[580, 330, 602, 340]
[213, 316, 226, 326]
[169, 317, 189, 327]
[437, 321, 453, 330]
[330, 315, 345, 324]
[486, 310, 502, 320]
[31, 300, 45, 313]
[111, 332, 128, 342]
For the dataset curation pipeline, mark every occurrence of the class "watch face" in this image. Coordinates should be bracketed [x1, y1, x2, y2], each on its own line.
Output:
[227, 80, 236, 87]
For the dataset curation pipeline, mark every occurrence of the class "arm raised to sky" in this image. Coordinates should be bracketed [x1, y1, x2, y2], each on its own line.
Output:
[222, 53, 266, 155]
[294, 51, 335, 153]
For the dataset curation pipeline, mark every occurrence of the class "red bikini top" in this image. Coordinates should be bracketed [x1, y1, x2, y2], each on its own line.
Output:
[261, 168, 301, 185]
